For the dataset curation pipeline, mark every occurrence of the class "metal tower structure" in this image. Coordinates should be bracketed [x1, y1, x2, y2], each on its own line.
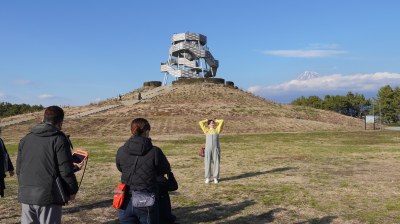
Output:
[160, 32, 219, 85]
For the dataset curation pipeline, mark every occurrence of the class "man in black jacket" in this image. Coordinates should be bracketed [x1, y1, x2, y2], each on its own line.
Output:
[0, 127, 15, 198]
[17, 106, 78, 224]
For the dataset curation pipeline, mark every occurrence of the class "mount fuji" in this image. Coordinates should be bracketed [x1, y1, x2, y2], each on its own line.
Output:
[298, 71, 319, 80]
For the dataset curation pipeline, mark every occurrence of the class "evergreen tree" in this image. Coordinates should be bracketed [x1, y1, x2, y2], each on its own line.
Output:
[376, 85, 398, 123]
[291, 96, 323, 109]
[346, 92, 371, 117]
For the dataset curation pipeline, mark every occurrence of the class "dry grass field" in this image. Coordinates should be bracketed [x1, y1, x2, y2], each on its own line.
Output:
[1, 83, 397, 223]
[1, 131, 400, 224]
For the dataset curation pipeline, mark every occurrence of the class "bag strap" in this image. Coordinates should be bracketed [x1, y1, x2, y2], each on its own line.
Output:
[126, 156, 139, 184]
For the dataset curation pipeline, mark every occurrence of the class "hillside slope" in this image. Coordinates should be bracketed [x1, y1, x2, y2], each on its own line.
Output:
[2, 83, 364, 140]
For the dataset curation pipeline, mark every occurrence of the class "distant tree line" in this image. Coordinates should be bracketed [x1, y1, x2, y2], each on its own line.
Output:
[291, 92, 371, 118]
[291, 85, 400, 123]
[0, 102, 44, 118]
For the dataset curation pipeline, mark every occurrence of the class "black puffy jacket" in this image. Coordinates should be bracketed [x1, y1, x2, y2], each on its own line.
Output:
[17, 123, 78, 205]
[116, 136, 170, 193]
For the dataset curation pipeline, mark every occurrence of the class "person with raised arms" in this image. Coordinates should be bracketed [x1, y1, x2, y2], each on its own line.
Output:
[199, 118, 224, 184]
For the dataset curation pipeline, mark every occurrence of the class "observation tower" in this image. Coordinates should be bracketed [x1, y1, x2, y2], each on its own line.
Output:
[160, 32, 219, 85]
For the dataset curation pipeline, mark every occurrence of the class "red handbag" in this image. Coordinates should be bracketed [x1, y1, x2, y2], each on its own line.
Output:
[112, 183, 127, 209]
[113, 156, 139, 209]
[199, 145, 205, 157]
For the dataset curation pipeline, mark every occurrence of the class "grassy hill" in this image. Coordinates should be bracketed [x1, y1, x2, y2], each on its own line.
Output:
[1, 83, 363, 141]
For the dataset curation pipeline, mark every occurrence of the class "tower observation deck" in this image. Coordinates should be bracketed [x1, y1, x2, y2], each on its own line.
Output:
[160, 32, 219, 85]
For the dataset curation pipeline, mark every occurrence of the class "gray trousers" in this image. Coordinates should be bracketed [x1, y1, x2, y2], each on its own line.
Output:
[21, 203, 62, 224]
[204, 147, 220, 179]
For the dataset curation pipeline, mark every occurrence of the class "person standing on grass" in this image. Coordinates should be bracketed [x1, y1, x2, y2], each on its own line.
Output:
[199, 118, 224, 184]
[0, 127, 15, 198]
[116, 118, 171, 224]
[17, 106, 78, 224]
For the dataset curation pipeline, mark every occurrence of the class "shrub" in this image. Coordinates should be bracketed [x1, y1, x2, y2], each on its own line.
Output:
[226, 81, 234, 87]
[143, 81, 162, 87]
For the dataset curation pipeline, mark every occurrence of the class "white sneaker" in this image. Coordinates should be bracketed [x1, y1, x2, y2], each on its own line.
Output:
[205, 178, 210, 184]
[213, 178, 219, 184]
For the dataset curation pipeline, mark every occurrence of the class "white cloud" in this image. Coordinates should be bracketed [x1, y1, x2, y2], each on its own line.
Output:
[262, 49, 347, 58]
[38, 94, 55, 99]
[248, 72, 400, 103]
[13, 80, 33, 86]
[262, 43, 347, 58]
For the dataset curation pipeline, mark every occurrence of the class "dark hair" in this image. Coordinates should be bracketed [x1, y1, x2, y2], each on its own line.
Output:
[44, 106, 64, 125]
[207, 119, 215, 125]
[131, 118, 151, 136]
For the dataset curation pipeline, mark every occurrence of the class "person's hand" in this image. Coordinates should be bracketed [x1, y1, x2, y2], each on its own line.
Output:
[74, 160, 85, 170]
[9, 171, 14, 177]
[69, 194, 76, 201]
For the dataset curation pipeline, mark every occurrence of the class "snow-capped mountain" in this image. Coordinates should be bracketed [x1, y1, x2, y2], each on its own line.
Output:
[298, 71, 319, 80]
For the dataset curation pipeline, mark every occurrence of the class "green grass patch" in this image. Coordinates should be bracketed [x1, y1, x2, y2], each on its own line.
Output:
[386, 201, 400, 211]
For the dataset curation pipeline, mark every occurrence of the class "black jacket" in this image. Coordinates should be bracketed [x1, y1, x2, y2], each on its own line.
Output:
[157, 172, 178, 223]
[1, 138, 14, 197]
[17, 123, 78, 205]
[116, 135, 170, 193]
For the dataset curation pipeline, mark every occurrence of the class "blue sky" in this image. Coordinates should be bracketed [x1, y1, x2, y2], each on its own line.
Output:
[1, 1, 400, 106]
